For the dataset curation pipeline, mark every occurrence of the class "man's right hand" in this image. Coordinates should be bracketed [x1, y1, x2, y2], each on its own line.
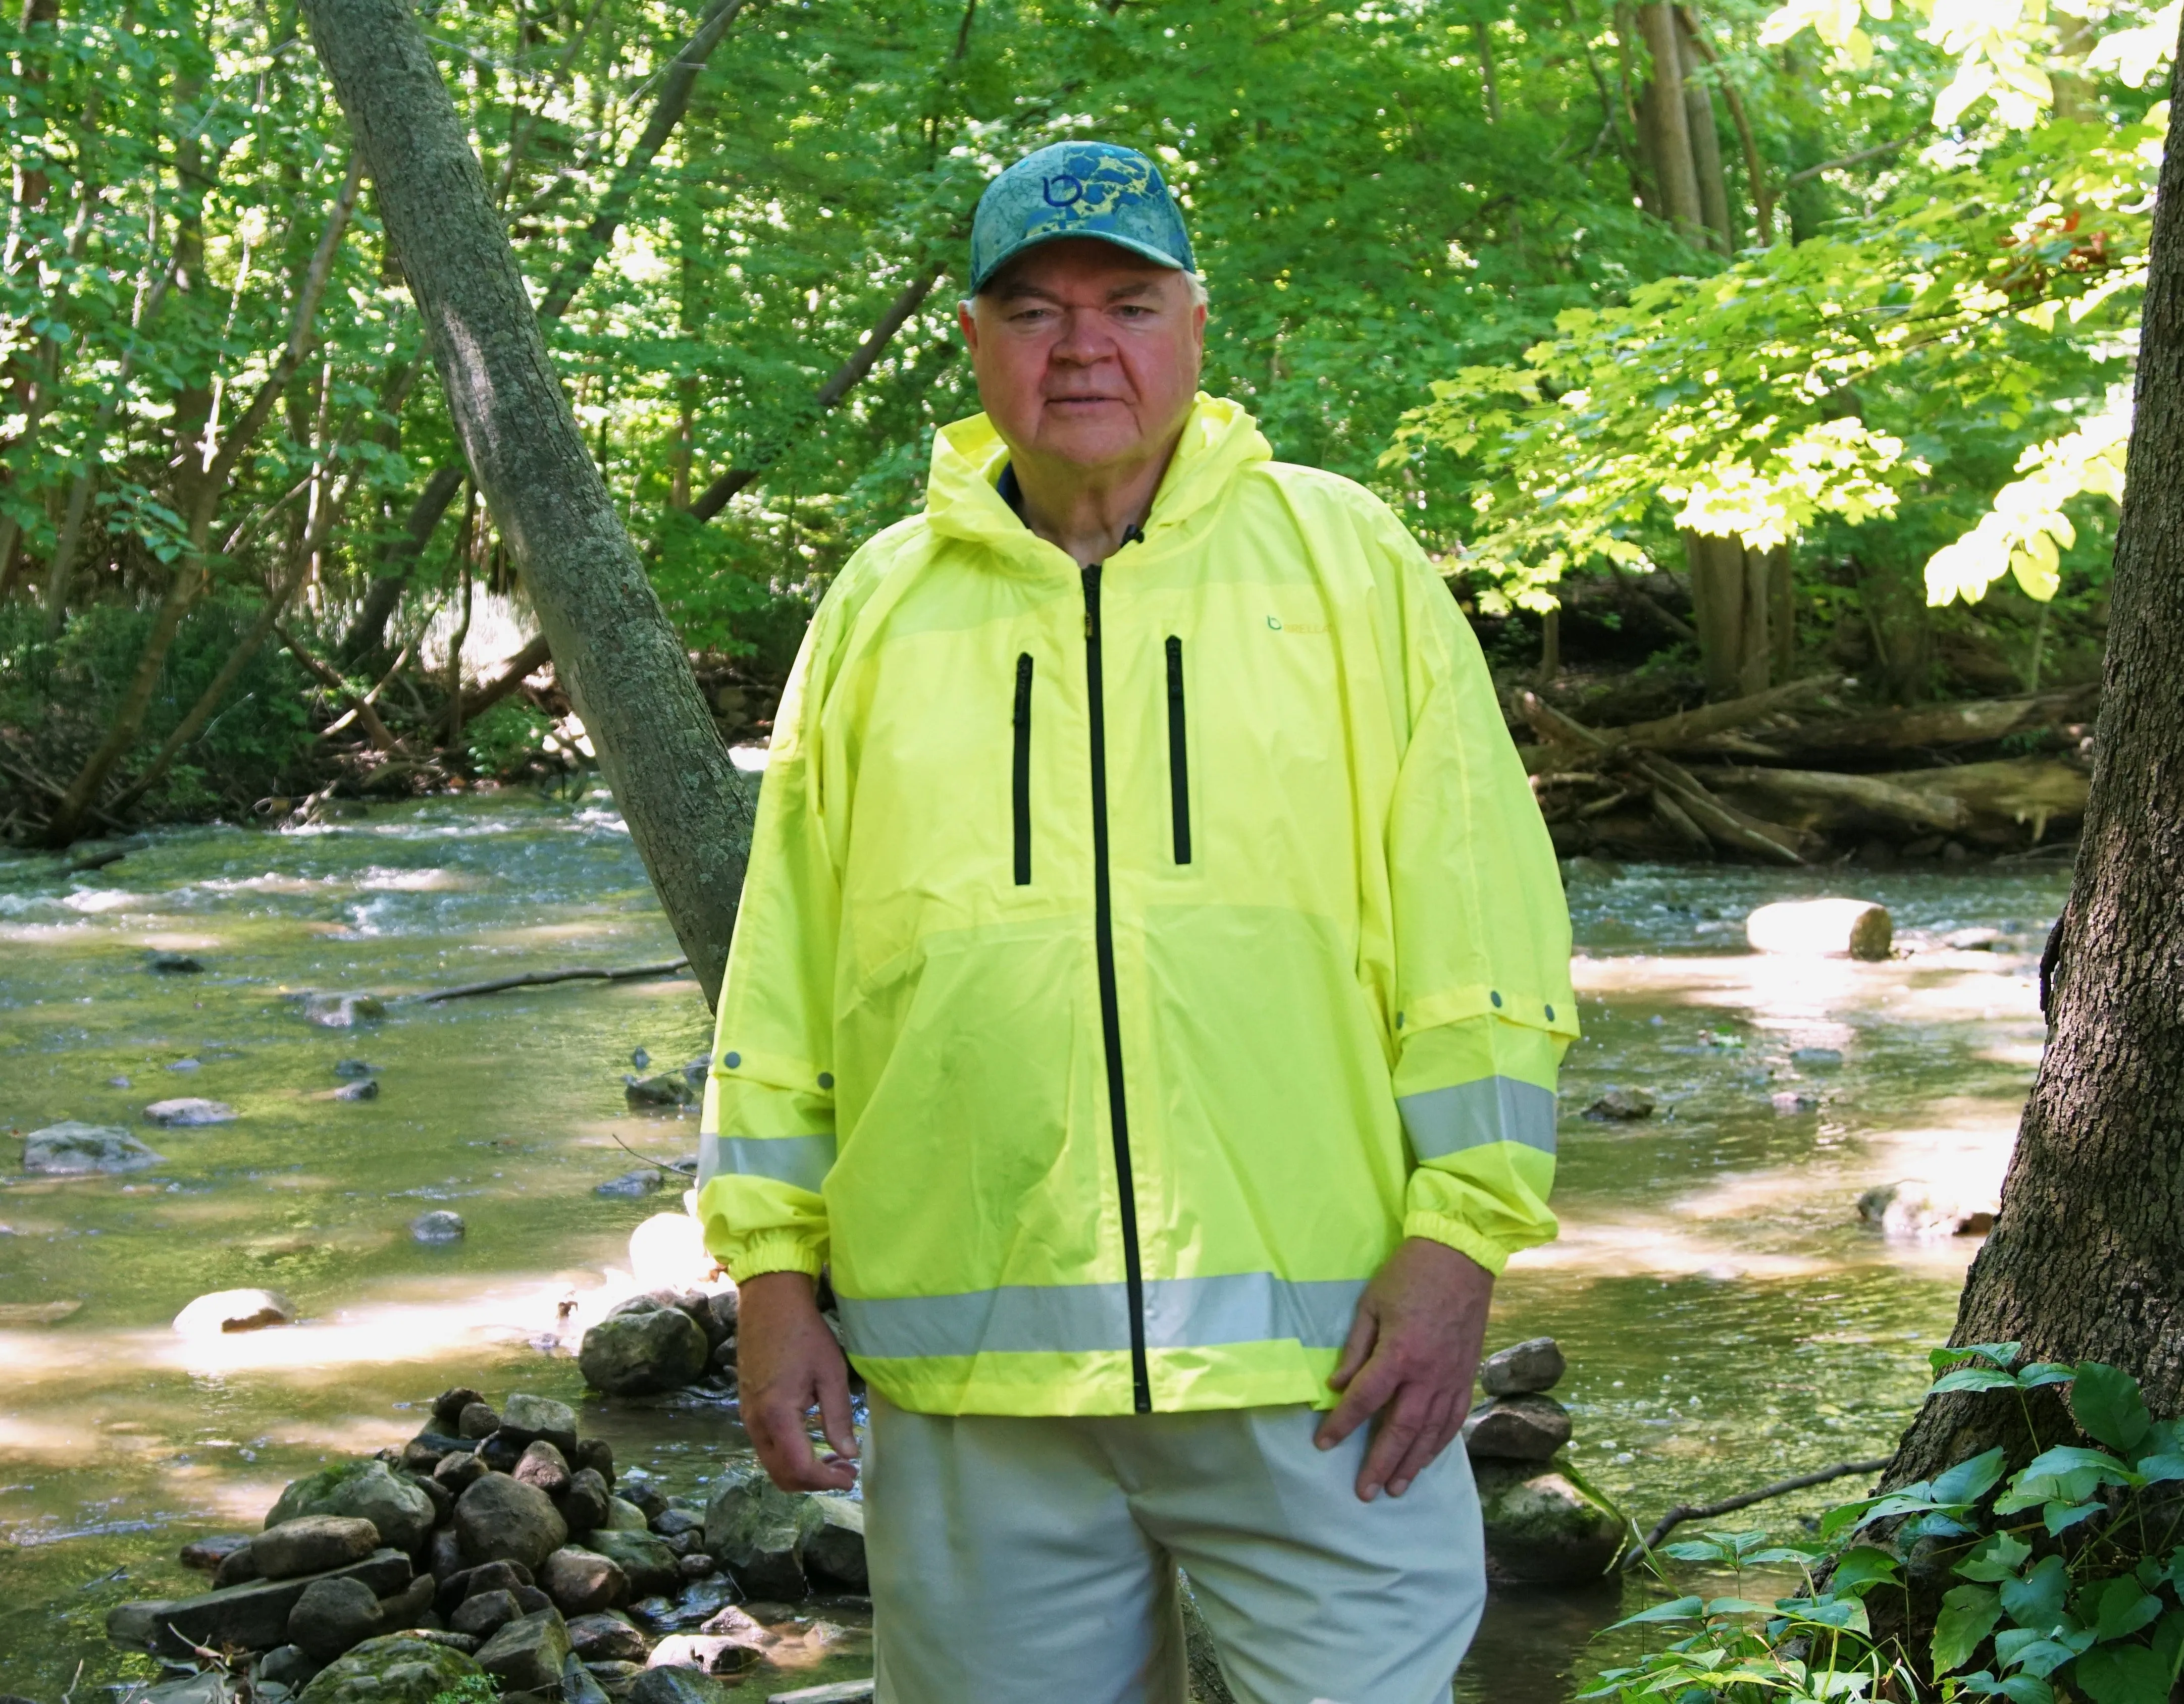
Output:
[735, 1270, 859, 1492]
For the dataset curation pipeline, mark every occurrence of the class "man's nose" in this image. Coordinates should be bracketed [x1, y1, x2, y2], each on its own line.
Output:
[1050, 306, 1115, 364]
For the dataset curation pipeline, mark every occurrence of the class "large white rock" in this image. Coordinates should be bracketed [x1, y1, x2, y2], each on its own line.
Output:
[1746, 898, 1893, 961]
[1857, 1181, 1996, 1239]
[174, 1288, 297, 1337]
[628, 1209, 716, 1291]
[23, 1121, 166, 1174]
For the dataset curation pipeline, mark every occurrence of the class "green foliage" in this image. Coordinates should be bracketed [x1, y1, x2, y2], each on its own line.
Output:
[1593, 1354, 2184, 1704]
[463, 701, 553, 780]
[425, 1673, 499, 1704]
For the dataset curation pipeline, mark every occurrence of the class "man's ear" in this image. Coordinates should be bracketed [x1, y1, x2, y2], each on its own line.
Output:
[958, 298, 980, 354]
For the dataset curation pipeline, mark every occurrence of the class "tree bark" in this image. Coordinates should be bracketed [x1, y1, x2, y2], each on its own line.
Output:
[1636, 2, 1703, 238]
[1683, 531, 1773, 699]
[302, 0, 750, 1006]
[1675, 9, 1732, 251]
[339, 461, 465, 664]
[1676, 8, 1773, 244]
[1881, 50, 2184, 1489]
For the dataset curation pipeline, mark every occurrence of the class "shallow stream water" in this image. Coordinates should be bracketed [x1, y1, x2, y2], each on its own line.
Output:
[0, 790, 2071, 1701]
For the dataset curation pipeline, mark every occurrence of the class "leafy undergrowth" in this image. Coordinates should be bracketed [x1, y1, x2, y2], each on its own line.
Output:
[1592, 1348, 2184, 1704]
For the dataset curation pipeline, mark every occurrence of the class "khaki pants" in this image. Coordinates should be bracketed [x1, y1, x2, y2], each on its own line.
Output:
[863, 1394, 1486, 1704]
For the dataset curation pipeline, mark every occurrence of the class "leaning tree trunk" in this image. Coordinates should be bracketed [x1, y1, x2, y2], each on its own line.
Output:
[302, 0, 750, 1005]
[1881, 46, 2184, 1489]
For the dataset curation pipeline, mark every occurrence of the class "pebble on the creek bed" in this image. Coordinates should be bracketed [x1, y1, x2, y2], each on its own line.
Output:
[148, 952, 206, 973]
[597, 1168, 664, 1198]
[22, 1121, 165, 1174]
[295, 992, 388, 1029]
[411, 1210, 466, 1244]
[333, 1059, 375, 1078]
[1771, 1090, 1820, 1113]
[172, 1288, 297, 1336]
[1792, 1046, 1844, 1066]
[332, 1079, 380, 1101]
[143, 1096, 237, 1126]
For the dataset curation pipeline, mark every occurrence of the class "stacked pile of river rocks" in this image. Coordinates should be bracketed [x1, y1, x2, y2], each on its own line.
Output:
[108, 1383, 869, 1704]
[1464, 1336, 1629, 1585]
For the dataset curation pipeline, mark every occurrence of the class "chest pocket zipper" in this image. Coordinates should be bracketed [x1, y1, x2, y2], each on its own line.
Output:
[1012, 653, 1034, 885]
[1165, 635, 1192, 865]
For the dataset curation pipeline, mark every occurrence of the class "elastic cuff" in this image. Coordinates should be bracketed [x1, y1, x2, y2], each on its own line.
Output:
[723, 1232, 828, 1285]
[1402, 1211, 1517, 1277]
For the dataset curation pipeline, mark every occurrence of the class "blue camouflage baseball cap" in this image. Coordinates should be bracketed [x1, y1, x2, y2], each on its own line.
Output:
[969, 141, 1195, 294]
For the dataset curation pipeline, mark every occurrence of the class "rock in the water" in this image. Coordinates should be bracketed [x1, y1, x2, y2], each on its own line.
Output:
[334, 1059, 376, 1080]
[1792, 1046, 1844, 1067]
[23, 1121, 164, 1175]
[631, 1048, 651, 1070]
[217, 1545, 264, 1587]
[629, 1667, 732, 1704]
[457, 1472, 569, 1571]
[564, 1650, 616, 1704]
[584, 1529, 681, 1601]
[596, 1169, 664, 1198]
[333, 1080, 379, 1102]
[567, 1612, 649, 1663]
[1857, 1181, 1996, 1238]
[288, 1576, 384, 1661]
[298, 993, 387, 1028]
[543, 1547, 629, 1616]
[1476, 1460, 1628, 1584]
[678, 1554, 717, 1580]
[458, 1401, 500, 1440]
[476, 1608, 574, 1693]
[702, 1465, 816, 1601]
[268, 1460, 437, 1554]
[1746, 898, 1893, 962]
[803, 1495, 866, 1591]
[149, 952, 206, 974]
[580, 1298, 710, 1395]
[1583, 1088, 1654, 1121]
[1771, 1091, 1819, 1114]
[108, 1549, 411, 1658]
[603, 1497, 650, 1531]
[409, 1210, 464, 1244]
[501, 1393, 580, 1457]
[1479, 1338, 1566, 1398]
[515, 1440, 572, 1498]
[1463, 1394, 1574, 1462]
[257, 1517, 383, 1582]
[623, 1073, 696, 1108]
[175, 1288, 297, 1336]
[179, 1533, 253, 1573]
[452, 1588, 521, 1639]
[169, 1057, 202, 1072]
[432, 1386, 486, 1427]
[296, 1633, 485, 1704]
[143, 1096, 237, 1127]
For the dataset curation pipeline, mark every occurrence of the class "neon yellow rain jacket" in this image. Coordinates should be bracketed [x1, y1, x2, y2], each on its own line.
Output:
[697, 395, 1575, 1418]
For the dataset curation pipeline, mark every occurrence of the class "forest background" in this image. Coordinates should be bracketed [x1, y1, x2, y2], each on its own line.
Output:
[0, 0, 2164, 836]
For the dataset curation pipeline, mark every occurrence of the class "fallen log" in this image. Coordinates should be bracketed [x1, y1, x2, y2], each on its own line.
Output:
[416, 957, 691, 1002]
[1518, 676, 1846, 772]
[1705, 766, 1973, 834]
[1771, 690, 2091, 756]
[1870, 758, 2089, 838]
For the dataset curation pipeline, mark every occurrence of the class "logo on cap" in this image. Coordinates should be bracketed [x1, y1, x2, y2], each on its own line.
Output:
[1043, 174, 1083, 207]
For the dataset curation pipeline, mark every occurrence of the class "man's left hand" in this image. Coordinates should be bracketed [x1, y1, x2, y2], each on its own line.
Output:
[1313, 1237, 1494, 1502]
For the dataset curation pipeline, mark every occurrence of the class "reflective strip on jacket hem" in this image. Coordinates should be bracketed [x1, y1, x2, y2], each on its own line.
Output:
[1398, 1077, 1558, 1159]
[837, 1272, 1369, 1361]
[702, 1132, 837, 1194]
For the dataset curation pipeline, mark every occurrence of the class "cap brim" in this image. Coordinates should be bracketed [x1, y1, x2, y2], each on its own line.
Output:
[972, 231, 1185, 294]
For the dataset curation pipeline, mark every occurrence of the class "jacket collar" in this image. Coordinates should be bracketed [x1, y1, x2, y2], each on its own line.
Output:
[923, 394, 1272, 567]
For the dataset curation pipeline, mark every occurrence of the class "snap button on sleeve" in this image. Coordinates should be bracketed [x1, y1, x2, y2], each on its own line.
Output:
[723, 1051, 741, 1069]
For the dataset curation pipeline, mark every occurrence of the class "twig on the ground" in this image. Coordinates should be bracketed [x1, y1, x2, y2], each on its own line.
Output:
[610, 1130, 695, 1175]
[1628, 1457, 1891, 1562]
[417, 958, 691, 1002]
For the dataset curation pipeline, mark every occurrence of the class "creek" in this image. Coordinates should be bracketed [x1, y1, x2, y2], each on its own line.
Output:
[0, 790, 2071, 1701]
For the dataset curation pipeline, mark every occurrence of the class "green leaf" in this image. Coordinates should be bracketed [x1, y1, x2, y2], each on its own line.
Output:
[1936, 1583, 2006, 1674]
[1959, 1671, 2055, 1704]
[2017, 1363, 2076, 1390]
[1935, 1448, 2010, 1506]
[2133, 1453, 2184, 1484]
[2086, 1579, 2164, 1644]
[2153, 1608, 2184, 1680]
[1702, 1598, 1772, 1616]
[2000, 1556, 2072, 1631]
[2074, 1645, 2173, 1704]
[1830, 1546, 1903, 1596]
[1996, 1446, 2139, 1514]
[2004, 1633, 2097, 1678]
[1934, 1368, 2021, 1395]
[2072, 1363, 2154, 1454]
[1958, 1532, 2034, 1583]
[1610, 1595, 1704, 1630]
[2046, 1499, 2106, 1535]
[1934, 1342, 2024, 1374]
[1778, 1596, 1870, 1634]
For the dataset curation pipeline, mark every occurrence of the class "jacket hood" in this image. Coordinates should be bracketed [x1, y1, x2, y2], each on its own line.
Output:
[923, 393, 1272, 562]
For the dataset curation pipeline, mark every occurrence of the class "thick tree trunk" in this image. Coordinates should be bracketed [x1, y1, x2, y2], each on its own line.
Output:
[1882, 54, 2184, 1489]
[1675, 11, 1732, 251]
[1636, 2, 1703, 237]
[1683, 531, 1776, 698]
[302, 0, 749, 1006]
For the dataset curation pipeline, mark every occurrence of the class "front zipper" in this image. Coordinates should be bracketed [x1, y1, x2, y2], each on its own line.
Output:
[1164, 635, 1191, 866]
[1011, 653, 1033, 886]
[1082, 560, 1152, 1413]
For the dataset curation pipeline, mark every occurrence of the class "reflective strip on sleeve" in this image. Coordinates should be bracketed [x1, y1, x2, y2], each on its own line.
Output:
[702, 1132, 838, 1194]
[837, 1272, 1369, 1361]
[1398, 1077, 1558, 1160]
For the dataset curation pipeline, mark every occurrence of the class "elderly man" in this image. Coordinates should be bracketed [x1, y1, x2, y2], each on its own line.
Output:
[697, 140, 1574, 1704]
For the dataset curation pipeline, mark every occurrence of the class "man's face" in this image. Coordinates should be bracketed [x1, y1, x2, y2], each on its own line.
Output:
[959, 237, 1206, 475]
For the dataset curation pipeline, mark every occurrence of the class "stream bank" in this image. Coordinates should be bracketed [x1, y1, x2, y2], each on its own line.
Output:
[0, 791, 2069, 1701]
